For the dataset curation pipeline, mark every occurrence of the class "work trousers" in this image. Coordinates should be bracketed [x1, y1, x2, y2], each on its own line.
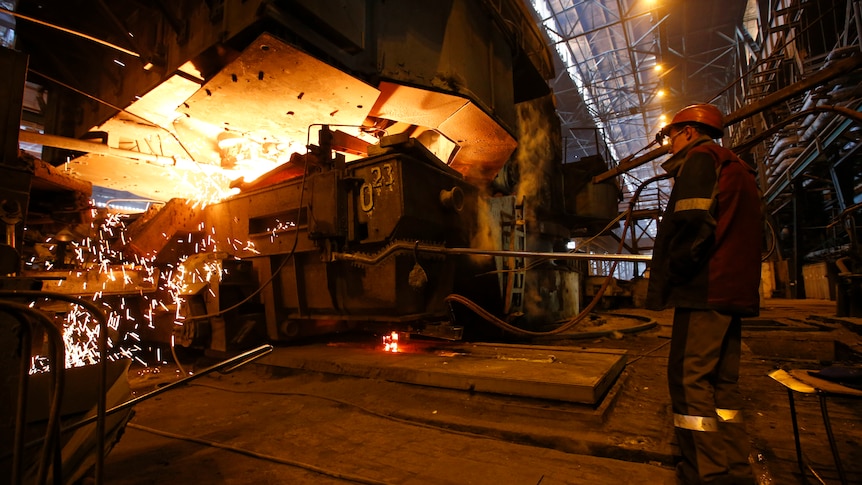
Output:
[668, 308, 754, 485]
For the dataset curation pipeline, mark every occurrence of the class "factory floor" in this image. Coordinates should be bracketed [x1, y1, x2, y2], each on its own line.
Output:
[99, 299, 862, 485]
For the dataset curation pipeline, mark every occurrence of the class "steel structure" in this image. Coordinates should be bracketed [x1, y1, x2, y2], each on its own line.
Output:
[529, 0, 753, 259]
[530, 1, 862, 301]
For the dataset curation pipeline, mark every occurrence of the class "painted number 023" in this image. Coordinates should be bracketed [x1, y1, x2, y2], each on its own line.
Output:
[360, 164, 394, 212]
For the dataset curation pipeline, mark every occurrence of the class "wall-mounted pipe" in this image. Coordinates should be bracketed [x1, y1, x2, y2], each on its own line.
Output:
[800, 84, 862, 142]
[733, 105, 862, 154]
[767, 146, 806, 184]
[768, 135, 800, 159]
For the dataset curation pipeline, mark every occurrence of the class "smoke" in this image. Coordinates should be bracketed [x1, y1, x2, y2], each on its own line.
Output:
[469, 190, 500, 264]
[467, 95, 562, 276]
[513, 96, 561, 222]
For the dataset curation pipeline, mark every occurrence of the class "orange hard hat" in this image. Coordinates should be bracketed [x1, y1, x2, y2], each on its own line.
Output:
[668, 104, 725, 138]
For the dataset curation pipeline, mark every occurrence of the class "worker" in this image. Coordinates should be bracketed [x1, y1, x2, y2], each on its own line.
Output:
[646, 104, 762, 485]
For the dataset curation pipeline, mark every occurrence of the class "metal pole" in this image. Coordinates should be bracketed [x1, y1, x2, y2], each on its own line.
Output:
[331, 242, 651, 265]
[14, 344, 274, 454]
[0, 8, 140, 58]
[62, 344, 274, 431]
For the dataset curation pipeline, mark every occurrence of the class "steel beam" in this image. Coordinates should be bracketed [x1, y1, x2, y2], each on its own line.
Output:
[591, 54, 862, 183]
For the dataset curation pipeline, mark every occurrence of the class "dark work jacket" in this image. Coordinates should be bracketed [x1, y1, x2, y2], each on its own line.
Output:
[645, 139, 762, 316]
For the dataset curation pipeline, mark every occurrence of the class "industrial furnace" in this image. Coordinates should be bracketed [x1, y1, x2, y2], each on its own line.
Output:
[3, 0, 623, 357]
[130, 123, 606, 350]
[163, 130, 485, 347]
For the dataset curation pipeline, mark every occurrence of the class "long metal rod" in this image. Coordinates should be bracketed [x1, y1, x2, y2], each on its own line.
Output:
[786, 389, 807, 483]
[61, 344, 274, 432]
[593, 144, 669, 183]
[427, 247, 651, 261]
[0, 8, 140, 57]
[9, 343, 274, 464]
[331, 242, 651, 265]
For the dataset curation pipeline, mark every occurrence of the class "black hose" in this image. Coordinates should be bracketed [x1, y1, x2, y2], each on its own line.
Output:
[9, 310, 32, 485]
[0, 301, 66, 485]
[0, 291, 108, 485]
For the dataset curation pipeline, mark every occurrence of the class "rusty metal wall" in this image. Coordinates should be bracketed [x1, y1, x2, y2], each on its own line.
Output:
[42, 0, 550, 148]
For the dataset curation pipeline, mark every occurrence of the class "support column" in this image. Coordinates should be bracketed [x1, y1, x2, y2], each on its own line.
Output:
[0, 47, 30, 274]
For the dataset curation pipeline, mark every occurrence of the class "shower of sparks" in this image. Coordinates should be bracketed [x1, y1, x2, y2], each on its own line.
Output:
[28, 189, 283, 374]
[268, 220, 296, 242]
[28, 210, 175, 373]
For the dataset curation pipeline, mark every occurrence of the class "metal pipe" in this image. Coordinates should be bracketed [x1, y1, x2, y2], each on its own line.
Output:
[767, 147, 806, 184]
[733, 105, 862, 154]
[768, 136, 800, 159]
[331, 242, 651, 265]
[800, 85, 862, 142]
[726, 54, 862, 126]
[592, 145, 670, 183]
[59, 344, 274, 433]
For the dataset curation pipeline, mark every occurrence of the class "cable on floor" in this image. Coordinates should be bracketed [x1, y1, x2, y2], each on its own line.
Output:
[624, 340, 671, 367]
[125, 422, 393, 485]
[187, 382, 515, 442]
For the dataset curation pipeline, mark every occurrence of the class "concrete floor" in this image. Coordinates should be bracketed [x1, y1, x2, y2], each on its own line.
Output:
[99, 299, 862, 484]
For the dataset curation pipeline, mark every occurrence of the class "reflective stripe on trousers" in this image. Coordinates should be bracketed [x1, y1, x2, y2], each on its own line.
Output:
[668, 309, 751, 483]
[673, 408, 744, 432]
[674, 413, 719, 432]
[715, 408, 744, 424]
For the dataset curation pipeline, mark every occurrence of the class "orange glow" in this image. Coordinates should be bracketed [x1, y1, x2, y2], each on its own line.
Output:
[382, 331, 400, 352]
